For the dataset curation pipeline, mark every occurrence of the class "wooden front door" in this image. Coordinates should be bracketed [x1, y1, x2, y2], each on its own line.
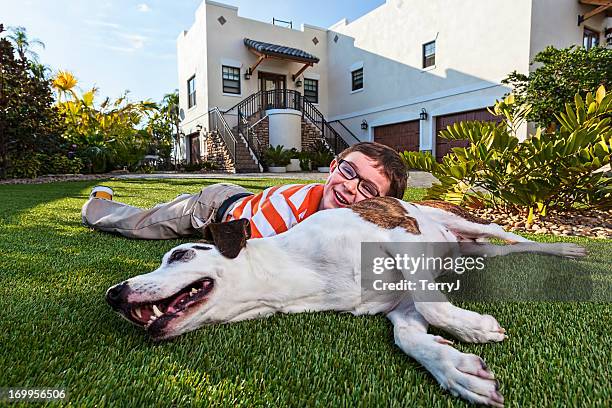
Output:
[373, 120, 420, 153]
[189, 134, 200, 164]
[435, 108, 502, 161]
[259, 72, 286, 109]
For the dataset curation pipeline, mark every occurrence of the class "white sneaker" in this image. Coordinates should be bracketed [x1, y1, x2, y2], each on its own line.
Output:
[90, 186, 114, 200]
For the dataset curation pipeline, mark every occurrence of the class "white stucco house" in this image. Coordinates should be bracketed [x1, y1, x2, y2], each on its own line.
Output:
[177, 0, 611, 171]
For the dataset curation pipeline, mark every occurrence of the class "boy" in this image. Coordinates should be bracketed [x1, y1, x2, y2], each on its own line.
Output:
[81, 142, 407, 239]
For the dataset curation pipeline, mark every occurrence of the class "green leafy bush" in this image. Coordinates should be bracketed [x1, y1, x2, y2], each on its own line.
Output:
[503, 45, 612, 128]
[79, 146, 112, 173]
[297, 151, 312, 171]
[39, 154, 83, 174]
[309, 140, 335, 168]
[263, 145, 292, 167]
[183, 161, 218, 172]
[403, 87, 611, 220]
[5, 154, 42, 178]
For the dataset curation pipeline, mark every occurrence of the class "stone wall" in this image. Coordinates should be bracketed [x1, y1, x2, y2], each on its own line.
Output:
[301, 119, 321, 152]
[251, 116, 269, 156]
[204, 131, 235, 172]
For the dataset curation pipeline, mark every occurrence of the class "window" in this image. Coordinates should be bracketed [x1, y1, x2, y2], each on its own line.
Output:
[222, 65, 241, 94]
[583, 28, 599, 50]
[423, 40, 436, 68]
[351, 68, 363, 91]
[187, 75, 196, 108]
[304, 78, 318, 103]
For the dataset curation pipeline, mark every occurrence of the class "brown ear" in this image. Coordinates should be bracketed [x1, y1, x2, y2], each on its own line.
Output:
[199, 219, 251, 259]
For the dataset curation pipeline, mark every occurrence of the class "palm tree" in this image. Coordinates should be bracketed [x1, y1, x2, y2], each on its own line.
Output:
[29, 62, 51, 80]
[5, 26, 45, 62]
[162, 90, 181, 169]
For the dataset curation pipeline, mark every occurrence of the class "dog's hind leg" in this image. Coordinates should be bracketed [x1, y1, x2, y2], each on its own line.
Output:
[458, 241, 587, 259]
[414, 301, 507, 344]
[388, 299, 504, 407]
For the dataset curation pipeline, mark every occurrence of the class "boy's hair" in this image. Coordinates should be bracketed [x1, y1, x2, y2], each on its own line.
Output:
[337, 141, 407, 199]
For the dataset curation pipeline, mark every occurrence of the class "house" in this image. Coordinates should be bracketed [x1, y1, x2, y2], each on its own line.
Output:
[176, 0, 611, 171]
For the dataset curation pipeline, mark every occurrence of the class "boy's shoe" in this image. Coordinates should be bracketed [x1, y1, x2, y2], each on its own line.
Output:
[90, 186, 114, 201]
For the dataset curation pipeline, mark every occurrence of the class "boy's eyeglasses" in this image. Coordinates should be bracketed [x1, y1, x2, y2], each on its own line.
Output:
[336, 159, 380, 198]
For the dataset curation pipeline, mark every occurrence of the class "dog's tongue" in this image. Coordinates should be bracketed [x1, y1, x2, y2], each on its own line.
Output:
[168, 292, 190, 311]
[140, 306, 153, 322]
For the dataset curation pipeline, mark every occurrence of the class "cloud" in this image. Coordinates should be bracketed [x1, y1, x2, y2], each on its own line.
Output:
[85, 19, 120, 29]
[137, 3, 151, 13]
[122, 33, 148, 50]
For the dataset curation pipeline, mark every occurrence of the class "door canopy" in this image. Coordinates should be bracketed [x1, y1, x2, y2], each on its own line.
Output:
[244, 38, 320, 81]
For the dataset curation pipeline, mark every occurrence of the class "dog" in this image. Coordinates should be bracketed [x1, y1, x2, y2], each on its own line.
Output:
[106, 197, 586, 407]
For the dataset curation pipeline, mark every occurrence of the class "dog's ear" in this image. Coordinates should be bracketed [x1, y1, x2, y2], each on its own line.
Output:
[199, 219, 251, 259]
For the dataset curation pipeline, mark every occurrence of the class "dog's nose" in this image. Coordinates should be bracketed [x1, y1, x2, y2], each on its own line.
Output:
[106, 282, 129, 308]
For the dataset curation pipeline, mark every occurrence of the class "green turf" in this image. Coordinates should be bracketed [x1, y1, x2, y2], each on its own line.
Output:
[0, 178, 610, 407]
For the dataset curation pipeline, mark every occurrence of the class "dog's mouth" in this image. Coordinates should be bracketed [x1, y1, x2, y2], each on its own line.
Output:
[124, 278, 214, 333]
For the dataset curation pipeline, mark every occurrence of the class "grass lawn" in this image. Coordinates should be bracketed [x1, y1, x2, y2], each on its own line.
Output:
[0, 178, 610, 407]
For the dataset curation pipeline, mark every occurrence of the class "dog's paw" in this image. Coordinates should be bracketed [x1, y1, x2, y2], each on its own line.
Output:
[547, 243, 587, 258]
[443, 311, 507, 343]
[431, 348, 504, 407]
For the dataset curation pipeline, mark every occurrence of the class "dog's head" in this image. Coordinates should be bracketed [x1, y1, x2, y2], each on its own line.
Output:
[106, 219, 253, 341]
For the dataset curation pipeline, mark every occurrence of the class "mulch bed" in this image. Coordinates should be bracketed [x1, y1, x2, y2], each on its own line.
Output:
[0, 174, 114, 185]
[473, 207, 612, 239]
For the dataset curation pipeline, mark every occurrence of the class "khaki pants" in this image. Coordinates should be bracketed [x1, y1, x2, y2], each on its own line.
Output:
[81, 183, 250, 239]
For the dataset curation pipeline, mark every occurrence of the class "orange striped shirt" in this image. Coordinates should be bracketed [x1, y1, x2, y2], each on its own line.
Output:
[226, 183, 324, 238]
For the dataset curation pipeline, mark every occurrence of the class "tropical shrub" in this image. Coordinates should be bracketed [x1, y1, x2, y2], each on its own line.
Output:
[403, 87, 611, 220]
[263, 145, 292, 167]
[52, 70, 157, 173]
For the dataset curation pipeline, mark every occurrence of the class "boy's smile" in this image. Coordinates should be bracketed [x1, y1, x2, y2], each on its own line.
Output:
[320, 152, 391, 210]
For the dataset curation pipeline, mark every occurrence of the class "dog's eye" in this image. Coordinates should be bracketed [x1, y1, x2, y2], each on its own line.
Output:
[168, 249, 194, 264]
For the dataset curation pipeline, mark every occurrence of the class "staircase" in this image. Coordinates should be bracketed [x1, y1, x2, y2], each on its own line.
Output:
[209, 89, 360, 172]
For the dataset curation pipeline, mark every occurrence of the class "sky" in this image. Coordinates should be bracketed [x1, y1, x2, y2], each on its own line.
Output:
[0, 0, 386, 104]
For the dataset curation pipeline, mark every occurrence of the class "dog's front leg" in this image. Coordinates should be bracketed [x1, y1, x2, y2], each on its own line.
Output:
[388, 300, 504, 407]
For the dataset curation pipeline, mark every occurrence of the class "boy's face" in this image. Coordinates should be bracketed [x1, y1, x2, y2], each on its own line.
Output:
[320, 151, 391, 210]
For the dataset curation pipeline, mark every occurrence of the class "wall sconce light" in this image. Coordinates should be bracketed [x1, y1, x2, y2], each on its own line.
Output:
[361, 119, 368, 130]
[419, 108, 428, 121]
[196, 124, 203, 132]
[295, 79, 302, 87]
[244, 68, 252, 80]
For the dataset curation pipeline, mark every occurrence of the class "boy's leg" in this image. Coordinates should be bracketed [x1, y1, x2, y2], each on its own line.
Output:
[81, 183, 250, 239]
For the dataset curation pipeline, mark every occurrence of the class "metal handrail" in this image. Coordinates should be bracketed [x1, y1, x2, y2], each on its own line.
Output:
[219, 89, 353, 158]
[208, 107, 237, 161]
[328, 119, 361, 144]
[300, 94, 349, 154]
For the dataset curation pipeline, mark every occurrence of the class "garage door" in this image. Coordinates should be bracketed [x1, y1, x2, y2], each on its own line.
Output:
[435, 108, 502, 161]
[373, 120, 420, 153]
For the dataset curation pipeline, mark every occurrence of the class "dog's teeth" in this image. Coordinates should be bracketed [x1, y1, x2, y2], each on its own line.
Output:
[134, 307, 142, 319]
[191, 288, 198, 295]
[152, 305, 163, 317]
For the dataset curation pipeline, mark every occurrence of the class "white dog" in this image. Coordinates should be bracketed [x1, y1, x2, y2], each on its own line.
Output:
[107, 197, 585, 407]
